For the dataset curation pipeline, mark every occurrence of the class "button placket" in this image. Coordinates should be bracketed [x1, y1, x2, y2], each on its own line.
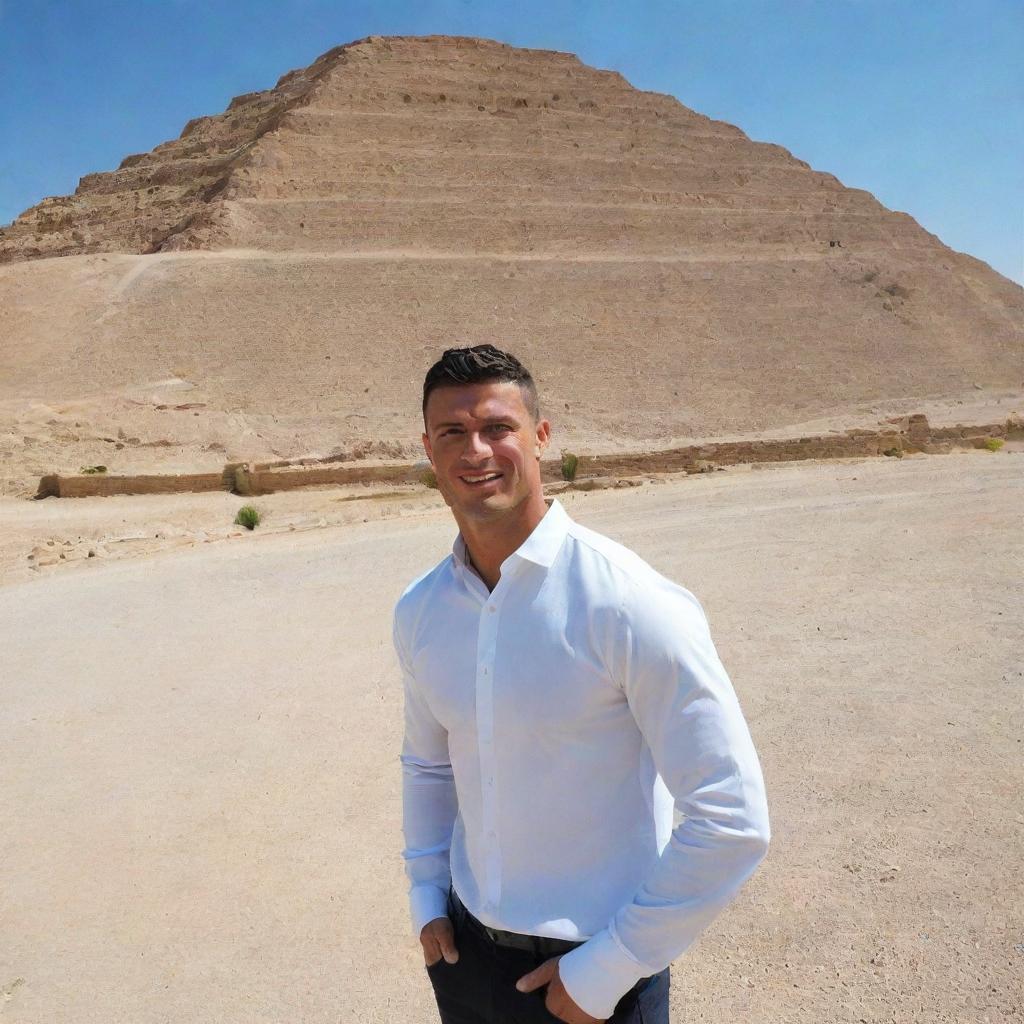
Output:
[475, 580, 509, 913]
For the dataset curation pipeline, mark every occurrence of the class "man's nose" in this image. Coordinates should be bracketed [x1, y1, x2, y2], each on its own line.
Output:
[462, 432, 493, 461]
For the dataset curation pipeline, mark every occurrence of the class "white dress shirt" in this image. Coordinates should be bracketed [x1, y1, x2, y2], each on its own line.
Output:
[395, 498, 770, 1018]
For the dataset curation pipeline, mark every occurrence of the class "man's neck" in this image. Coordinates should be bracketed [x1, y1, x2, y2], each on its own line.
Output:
[457, 495, 549, 592]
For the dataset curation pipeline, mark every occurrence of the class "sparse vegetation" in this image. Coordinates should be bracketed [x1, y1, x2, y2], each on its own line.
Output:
[234, 505, 261, 530]
[882, 282, 911, 299]
[983, 437, 1004, 452]
[882, 447, 904, 458]
[420, 468, 438, 489]
[79, 465, 107, 474]
[561, 451, 579, 482]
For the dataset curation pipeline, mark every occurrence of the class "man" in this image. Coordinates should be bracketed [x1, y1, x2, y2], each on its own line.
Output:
[394, 345, 770, 1024]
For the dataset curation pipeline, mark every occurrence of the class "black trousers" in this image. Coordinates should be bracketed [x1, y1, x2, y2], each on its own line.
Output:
[424, 889, 670, 1023]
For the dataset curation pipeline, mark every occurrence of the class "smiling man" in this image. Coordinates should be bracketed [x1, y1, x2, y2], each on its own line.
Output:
[394, 344, 771, 1024]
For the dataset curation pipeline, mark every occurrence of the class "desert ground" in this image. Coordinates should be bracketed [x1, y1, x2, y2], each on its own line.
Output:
[2, 450, 1021, 1023]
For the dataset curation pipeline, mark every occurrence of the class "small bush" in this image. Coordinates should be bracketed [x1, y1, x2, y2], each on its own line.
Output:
[234, 505, 261, 530]
[983, 437, 1004, 452]
[561, 451, 579, 482]
[420, 468, 438, 489]
[882, 447, 903, 459]
[79, 465, 107, 474]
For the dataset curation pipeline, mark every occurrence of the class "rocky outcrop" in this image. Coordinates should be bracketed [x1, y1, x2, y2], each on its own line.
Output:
[0, 44, 355, 262]
[0, 35, 1011, 271]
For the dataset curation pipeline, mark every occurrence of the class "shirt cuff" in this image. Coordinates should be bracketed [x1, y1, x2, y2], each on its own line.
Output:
[557, 926, 650, 1019]
[409, 883, 450, 938]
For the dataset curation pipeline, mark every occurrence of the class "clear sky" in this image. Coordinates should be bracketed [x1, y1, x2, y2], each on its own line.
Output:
[1, 0, 1021, 283]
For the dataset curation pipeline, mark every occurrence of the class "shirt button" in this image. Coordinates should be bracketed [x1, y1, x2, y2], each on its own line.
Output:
[487, 605, 496, 613]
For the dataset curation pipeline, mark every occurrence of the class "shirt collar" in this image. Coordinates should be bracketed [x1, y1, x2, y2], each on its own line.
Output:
[451, 498, 570, 574]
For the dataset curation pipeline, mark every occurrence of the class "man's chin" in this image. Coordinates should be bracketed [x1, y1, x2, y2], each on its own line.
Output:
[464, 494, 511, 514]
[455, 490, 517, 518]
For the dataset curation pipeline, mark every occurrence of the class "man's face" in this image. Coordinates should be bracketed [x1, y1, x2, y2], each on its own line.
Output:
[422, 380, 550, 522]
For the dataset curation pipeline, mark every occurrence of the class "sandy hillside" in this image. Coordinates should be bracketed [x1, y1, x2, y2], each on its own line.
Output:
[1, 35, 1021, 493]
[2, 452, 1021, 1023]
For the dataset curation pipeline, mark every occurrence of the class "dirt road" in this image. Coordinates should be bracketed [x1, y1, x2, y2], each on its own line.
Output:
[2, 452, 1021, 1022]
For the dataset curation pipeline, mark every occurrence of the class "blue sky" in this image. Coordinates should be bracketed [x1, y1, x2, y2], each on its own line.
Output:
[1, 0, 1021, 283]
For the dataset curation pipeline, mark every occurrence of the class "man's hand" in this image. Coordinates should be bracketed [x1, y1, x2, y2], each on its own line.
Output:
[420, 915, 459, 967]
[516, 956, 604, 1023]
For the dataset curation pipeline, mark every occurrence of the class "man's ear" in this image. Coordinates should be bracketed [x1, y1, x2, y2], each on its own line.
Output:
[421, 431, 434, 465]
[534, 418, 551, 457]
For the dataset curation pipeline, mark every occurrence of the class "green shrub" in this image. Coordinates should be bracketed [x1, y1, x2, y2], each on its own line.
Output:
[882, 447, 903, 459]
[234, 505, 261, 530]
[79, 465, 107, 474]
[420, 468, 438, 489]
[983, 437, 1004, 452]
[560, 451, 579, 482]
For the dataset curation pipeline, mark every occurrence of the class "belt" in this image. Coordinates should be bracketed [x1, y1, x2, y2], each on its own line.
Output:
[448, 887, 585, 958]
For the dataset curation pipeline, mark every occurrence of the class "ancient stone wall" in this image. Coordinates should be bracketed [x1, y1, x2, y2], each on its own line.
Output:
[40, 472, 227, 499]
[36, 415, 1017, 498]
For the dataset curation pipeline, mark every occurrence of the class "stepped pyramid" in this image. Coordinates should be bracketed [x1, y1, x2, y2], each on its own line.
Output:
[1, 35, 1021, 489]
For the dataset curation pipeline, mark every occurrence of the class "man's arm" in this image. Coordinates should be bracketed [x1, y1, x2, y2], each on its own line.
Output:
[556, 579, 771, 1019]
[394, 605, 459, 936]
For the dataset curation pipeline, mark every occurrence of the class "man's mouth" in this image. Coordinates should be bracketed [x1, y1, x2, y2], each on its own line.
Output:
[460, 472, 503, 486]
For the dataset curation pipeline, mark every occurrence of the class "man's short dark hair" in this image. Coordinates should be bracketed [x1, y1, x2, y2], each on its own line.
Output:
[422, 344, 539, 422]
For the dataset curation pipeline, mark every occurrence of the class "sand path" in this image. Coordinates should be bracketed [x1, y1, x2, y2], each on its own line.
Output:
[2, 453, 1021, 1022]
